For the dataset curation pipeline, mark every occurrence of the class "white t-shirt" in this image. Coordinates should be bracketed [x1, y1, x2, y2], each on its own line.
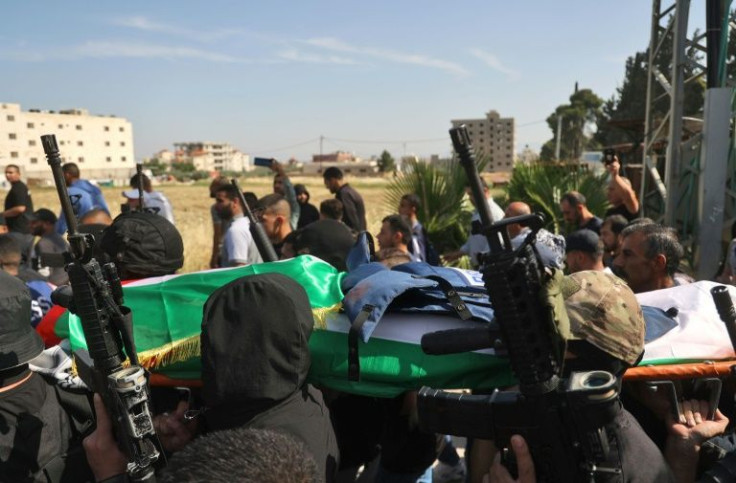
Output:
[222, 215, 263, 267]
[461, 198, 505, 267]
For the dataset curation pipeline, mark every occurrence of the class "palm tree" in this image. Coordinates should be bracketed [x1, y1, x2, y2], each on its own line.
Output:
[384, 157, 487, 256]
[505, 163, 609, 234]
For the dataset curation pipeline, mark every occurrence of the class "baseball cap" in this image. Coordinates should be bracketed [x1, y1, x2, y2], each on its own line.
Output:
[30, 208, 58, 224]
[561, 270, 644, 366]
[565, 229, 599, 254]
[0, 271, 44, 370]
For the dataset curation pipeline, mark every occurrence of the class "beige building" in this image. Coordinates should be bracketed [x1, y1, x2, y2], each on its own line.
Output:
[0, 102, 135, 183]
[173, 142, 250, 173]
[451, 110, 516, 172]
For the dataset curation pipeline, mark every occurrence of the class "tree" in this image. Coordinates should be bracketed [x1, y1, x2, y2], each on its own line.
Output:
[143, 158, 167, 177]
[505, 163, 609, 234]
[377, 150, 396, 173]
[540, 88, 604, 161]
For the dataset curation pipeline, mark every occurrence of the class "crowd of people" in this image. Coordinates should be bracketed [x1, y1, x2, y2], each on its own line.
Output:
[1, 155, 736, 483]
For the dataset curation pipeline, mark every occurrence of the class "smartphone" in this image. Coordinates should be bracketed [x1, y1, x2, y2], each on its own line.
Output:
[603, 149, 616, 165]
[254, 157, 274, 168]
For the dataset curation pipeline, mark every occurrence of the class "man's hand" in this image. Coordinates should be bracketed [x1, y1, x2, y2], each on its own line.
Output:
[485, 435, 537, 483]
[83, 394, 128, 482]
[667, 399, 729, 448]
[665, 399, 729, 483]
[269, 159, 286, 177]
[153, 399, 198, 453]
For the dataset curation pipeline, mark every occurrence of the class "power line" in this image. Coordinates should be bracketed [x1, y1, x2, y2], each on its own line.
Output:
[250, 137, 320, 154]
[326, 136, 448, 145]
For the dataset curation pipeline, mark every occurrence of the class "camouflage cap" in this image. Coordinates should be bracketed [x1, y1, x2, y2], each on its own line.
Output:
[561, 270, 644, 366]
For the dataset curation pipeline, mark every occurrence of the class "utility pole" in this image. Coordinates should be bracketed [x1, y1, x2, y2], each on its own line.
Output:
[319, 135, 324, 155]
[555, 115, 562, 161]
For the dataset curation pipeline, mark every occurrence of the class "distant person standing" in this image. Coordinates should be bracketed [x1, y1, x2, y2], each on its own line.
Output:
[29, 209, 69, 286]
[3, 164, 33, 235]
[323, 167, 366, 232]
[122, 173, 175, 224]
[398, 193, 439, 265]
[62, 162, 110, 214]
[214, 184, 263, 267]
[294, 184, 320, 229]
[604, 156, 639, 221]
[560, 191, 603, 234]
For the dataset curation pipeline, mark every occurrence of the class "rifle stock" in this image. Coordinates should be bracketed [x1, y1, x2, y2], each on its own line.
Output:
[41, 134, 163, 482]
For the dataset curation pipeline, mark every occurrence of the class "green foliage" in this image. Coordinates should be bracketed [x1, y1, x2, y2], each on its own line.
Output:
[143, 158, 167, 177]
[540, 88, 604, 161]
[377, 150, 396, 173]
[505, 163, 609, 234]
[384, 158, 486, 255]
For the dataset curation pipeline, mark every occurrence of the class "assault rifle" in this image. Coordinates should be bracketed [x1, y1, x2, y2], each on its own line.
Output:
[41, 134, 163, 482]
[417, 126, 623, 481]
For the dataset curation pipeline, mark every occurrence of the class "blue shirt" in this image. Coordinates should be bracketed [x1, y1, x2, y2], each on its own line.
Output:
[55, 187, 96, 235]
[71, 179, 109, 214]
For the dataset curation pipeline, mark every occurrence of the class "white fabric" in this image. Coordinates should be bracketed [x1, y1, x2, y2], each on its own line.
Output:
[222, 215, 263, 267]
[122, 190, 176, 225]
[460, 198, 505, 266]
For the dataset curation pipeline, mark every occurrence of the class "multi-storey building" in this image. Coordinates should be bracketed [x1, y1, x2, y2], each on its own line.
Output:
[0, 102, 135, 183]
[451, 110, 516, 172]
[173, 142, 250, 173]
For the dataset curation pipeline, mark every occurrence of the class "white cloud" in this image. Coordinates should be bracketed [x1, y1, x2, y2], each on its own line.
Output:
[304, 37, 469, 76]
[111, 16, 247, 43]
[0, 40, 249, 63]
[277, 49, 359, 65]
[469, 48, 520, 80]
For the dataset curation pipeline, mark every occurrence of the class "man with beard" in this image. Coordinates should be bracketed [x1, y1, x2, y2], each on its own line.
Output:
[600, 214, 627, 268]
[256, 194, 292, 258]
[214, 184, 262, 267]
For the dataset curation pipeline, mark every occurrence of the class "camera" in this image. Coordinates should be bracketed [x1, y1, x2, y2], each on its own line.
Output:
[603, 149, 616, 165]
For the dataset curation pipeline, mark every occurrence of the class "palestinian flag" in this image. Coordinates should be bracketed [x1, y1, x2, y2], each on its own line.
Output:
[36, 256, 513, 398]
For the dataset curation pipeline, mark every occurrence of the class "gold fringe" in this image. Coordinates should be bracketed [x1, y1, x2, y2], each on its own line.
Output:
[126, 303, 342, 371]
[136, 335, 201, 370]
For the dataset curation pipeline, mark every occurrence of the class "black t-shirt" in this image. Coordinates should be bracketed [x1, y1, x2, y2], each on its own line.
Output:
[581, 216, 603, 234]
[4, 181, 34, 234]
[605, 204, 637, 222]
[297, 202, 320, 229]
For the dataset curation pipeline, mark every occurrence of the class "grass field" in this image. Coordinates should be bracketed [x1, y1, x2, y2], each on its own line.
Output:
[21, 175, 398, 273]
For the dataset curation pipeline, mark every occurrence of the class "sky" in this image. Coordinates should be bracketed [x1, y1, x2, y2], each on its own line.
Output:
[0, 1, 708, 162]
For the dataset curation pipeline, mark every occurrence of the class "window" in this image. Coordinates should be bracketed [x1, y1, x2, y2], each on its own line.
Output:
[120, 141, 125, 147]
[8, 133, 16, 140]
[28, 140, 36, 146]
[121, 156, 127, 161]
[78, 157, 84, 162]
[6, 115, 14, 121]
[119, 127, 125, 132]
[27, 122, 34, 129]
[77, 141, 83, 146]
[30, 157, 38, 164]
[60, 141, 65, 145]
[104, 126, 110, 132]
[76, 125, 82, 130]
[105, 141, 110, 147]
[58, 124, 64, 129]
[10, 152, 18, 158]
[106, 157, 112, 162]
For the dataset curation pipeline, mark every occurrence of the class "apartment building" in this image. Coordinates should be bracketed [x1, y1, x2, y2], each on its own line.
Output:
[0, 102, 135, 183]
[173, 142, 250, 173]
[450, 110, 516, 172]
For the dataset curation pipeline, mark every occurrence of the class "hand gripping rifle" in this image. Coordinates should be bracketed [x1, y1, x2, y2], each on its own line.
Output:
[230, 179, 278, 262]
[41, 135, 163, 482]
[417, 126, 623, 482]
